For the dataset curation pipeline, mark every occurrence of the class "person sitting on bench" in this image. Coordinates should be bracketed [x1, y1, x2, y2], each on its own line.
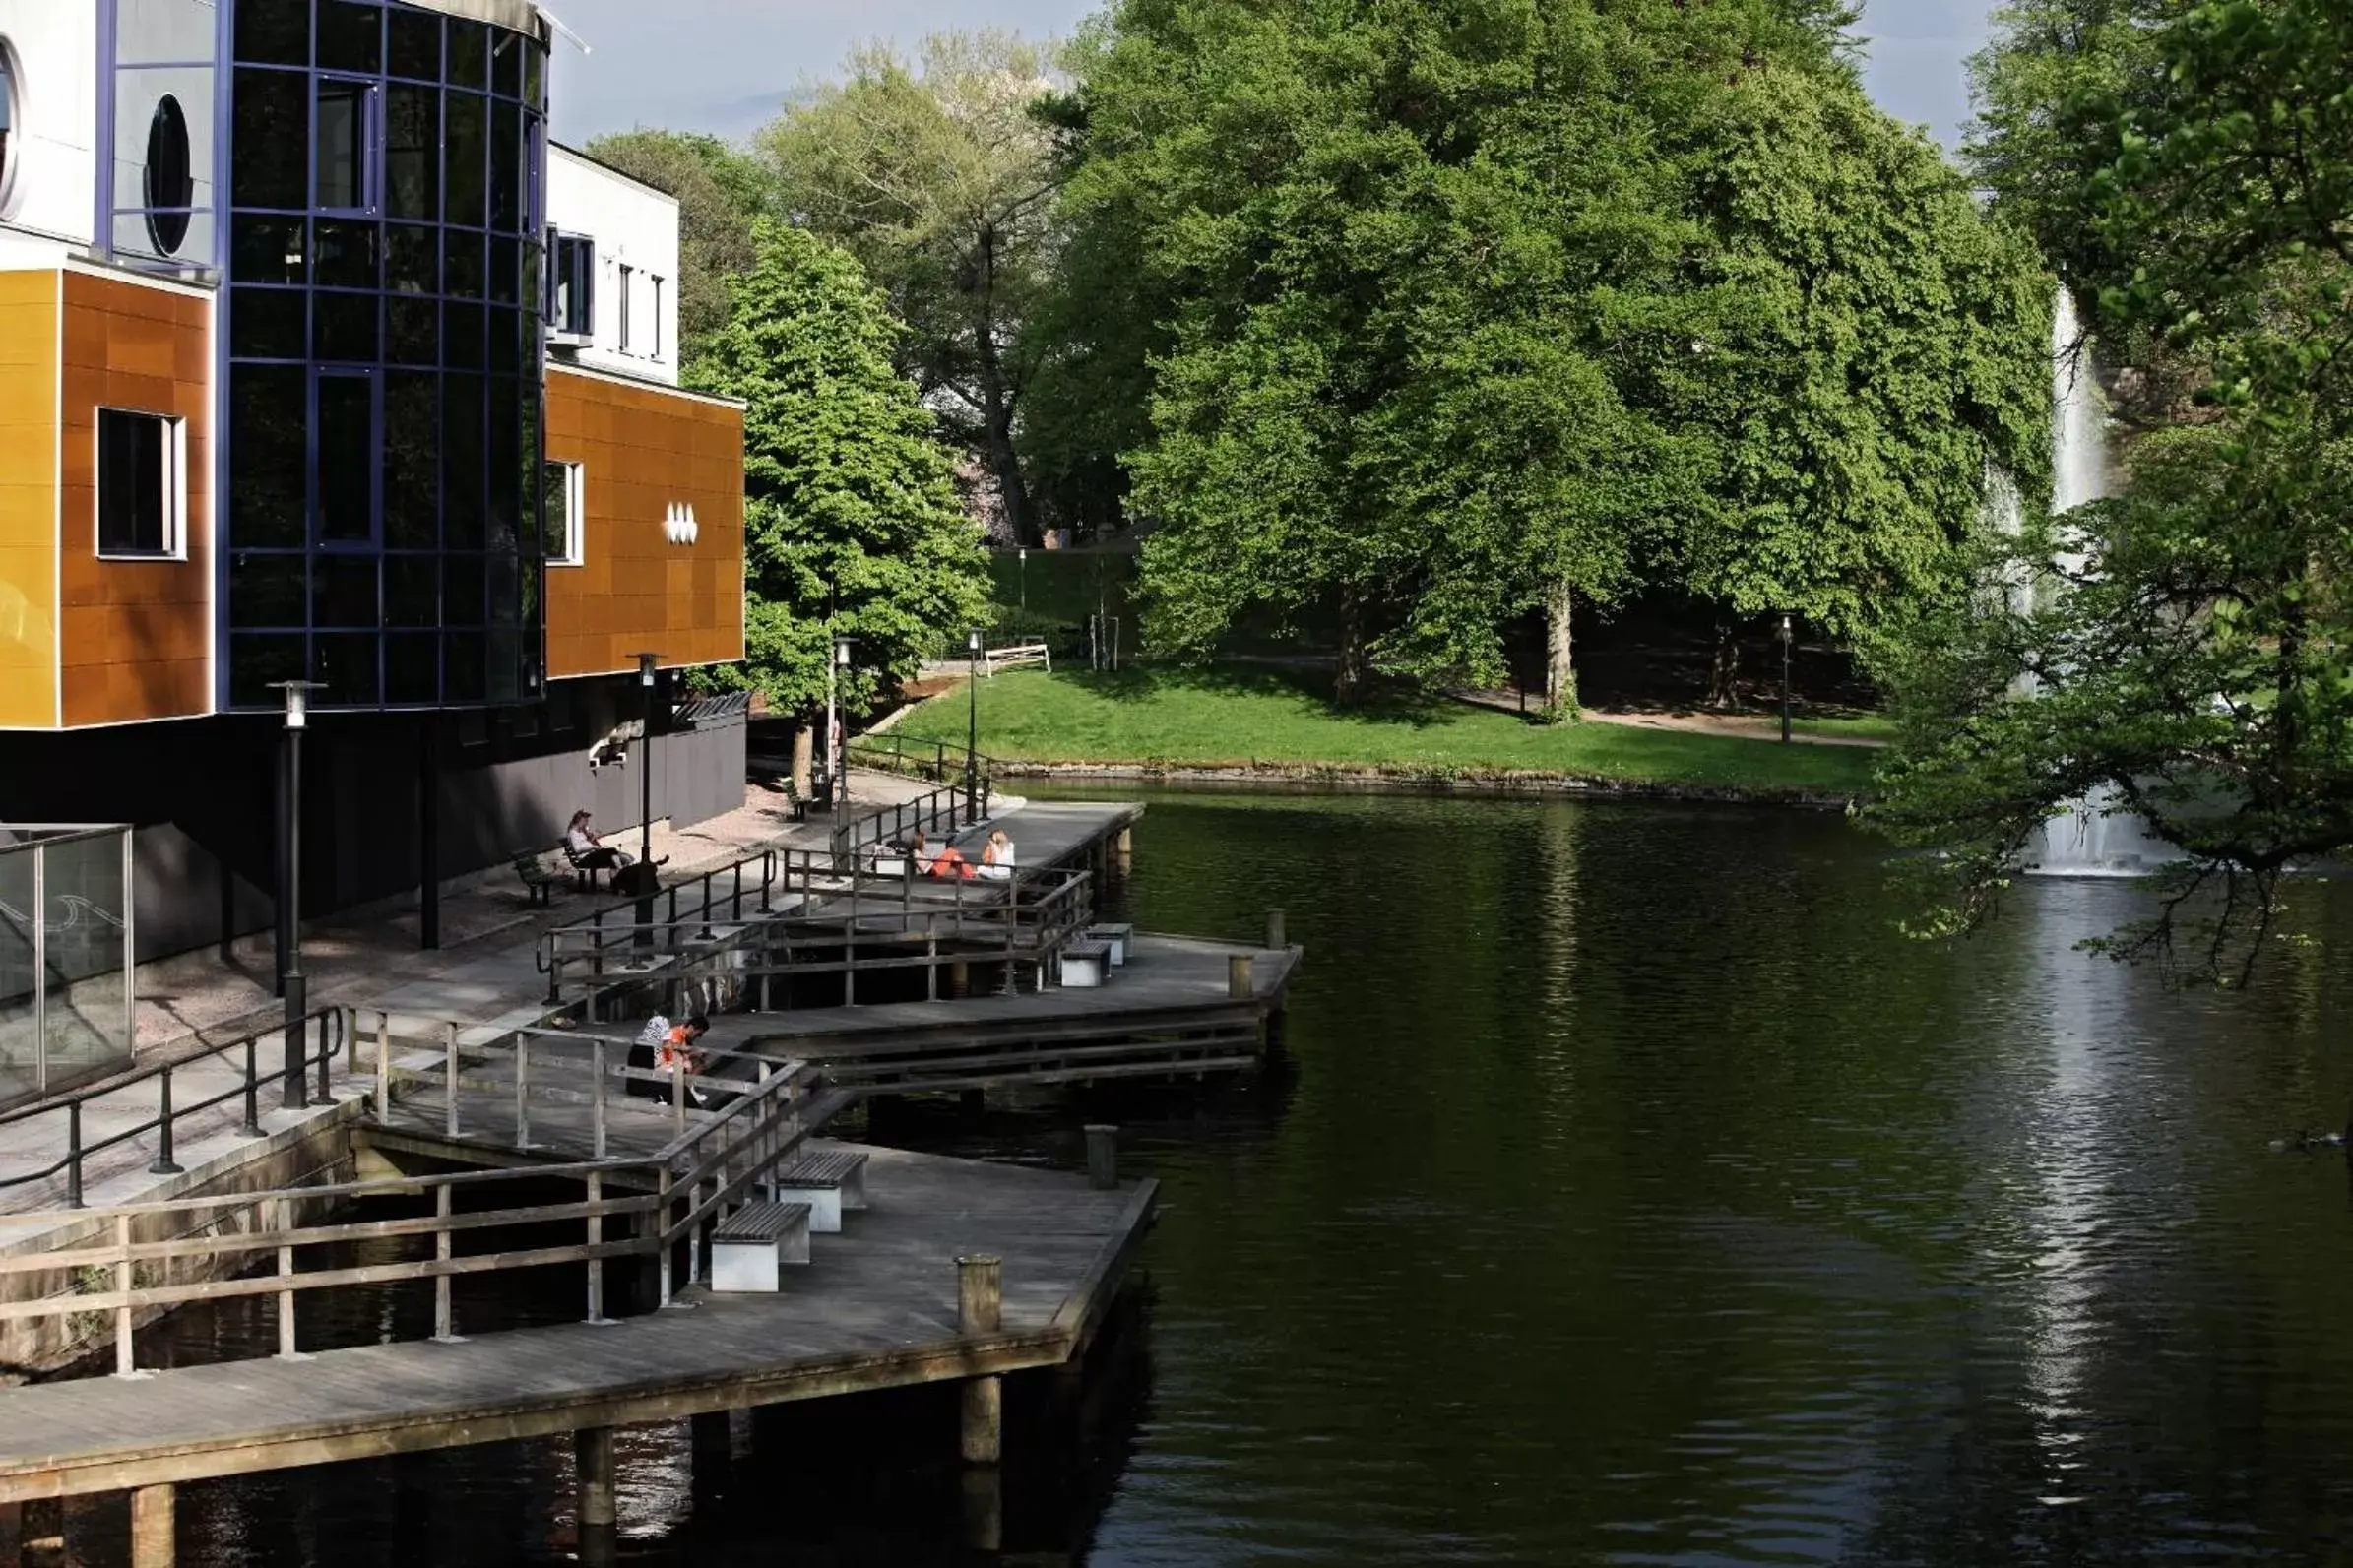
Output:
[979, 829, 1016, 882]
[565, 810, 633, 873]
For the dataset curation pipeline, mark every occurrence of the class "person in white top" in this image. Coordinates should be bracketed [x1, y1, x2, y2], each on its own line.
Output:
[980, 830, 1016, 882]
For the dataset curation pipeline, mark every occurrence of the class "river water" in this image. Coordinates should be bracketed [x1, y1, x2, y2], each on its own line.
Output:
[132, 790, 2353, 1564]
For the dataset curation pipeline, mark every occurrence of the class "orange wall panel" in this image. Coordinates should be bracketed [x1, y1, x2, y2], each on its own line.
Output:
[543, 366, 745, 681]
[0, 269, 59, 729]
[57, 270, 214, 726]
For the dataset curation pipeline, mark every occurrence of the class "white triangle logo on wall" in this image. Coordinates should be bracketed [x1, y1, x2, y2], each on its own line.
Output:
[665, 503, 700, 546]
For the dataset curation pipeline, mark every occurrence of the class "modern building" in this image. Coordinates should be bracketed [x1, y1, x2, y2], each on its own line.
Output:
[0, 0, 750, 971]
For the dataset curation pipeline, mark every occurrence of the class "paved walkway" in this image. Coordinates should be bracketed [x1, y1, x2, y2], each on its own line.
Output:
[1452, 687, 1891, 748]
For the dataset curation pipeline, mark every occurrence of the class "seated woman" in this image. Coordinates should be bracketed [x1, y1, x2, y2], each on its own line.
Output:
[565, 810, 633, 873]
[910, 829, 977, 880]
[979, 830, 1016, 882]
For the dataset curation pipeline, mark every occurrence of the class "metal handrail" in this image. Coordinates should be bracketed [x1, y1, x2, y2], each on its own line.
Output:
[0, 1010, 347, 1206]
[847, 734, 1003, 786]
[828, 781, 994, 864]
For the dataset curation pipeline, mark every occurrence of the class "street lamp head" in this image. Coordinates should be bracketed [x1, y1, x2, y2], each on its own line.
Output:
[835, 639, 854, 667]
[268, 679, 322, 730]
[967, 629, 985, 657]
[635, 652, 659, 688]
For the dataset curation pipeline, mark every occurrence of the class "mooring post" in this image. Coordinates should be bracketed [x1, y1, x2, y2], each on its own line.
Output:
[1086, 1124, 1119, 1191]
[1228, 952, 1253, 999]
[958, 1253, 1004, 1465]
[961, 1467, 1004, 1553]
[576, 1425, 618, 1529]
[586, 1170, 611, 1325]
[130, 1483, 174, 1568]
[1266, 908, 1286, 952]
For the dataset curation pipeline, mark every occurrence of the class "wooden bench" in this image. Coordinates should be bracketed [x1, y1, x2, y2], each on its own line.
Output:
[562, 843, 611, 893]
[772, 1150, 869, 1234]
[781, 778, 808, 823]
[510, 850, 569, 907]
[711, 1201, 813, 1291]
[1060, 938, 1113, 989]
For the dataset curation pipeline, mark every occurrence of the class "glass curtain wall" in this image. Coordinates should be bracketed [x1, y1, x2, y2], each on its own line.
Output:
[0, 828, 135, 1109]
[223, 0, 549, 711]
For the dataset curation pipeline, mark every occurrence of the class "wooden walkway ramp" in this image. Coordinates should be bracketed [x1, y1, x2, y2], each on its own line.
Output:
[0, 1144, 1152, 1504]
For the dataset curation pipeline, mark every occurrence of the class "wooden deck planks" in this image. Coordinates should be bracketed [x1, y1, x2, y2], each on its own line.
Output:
[0, 1144, 1155, 1502]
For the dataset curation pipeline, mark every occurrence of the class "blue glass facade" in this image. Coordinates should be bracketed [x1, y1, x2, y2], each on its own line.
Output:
[222, 0, 549, 711]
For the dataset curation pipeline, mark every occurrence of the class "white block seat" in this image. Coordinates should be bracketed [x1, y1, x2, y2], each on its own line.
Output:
[1061, 939, 1113, 989]
[772, 1150, 870, 1234]
[711, 1201, 813, 1292]
[1086, 923, 1135, 966]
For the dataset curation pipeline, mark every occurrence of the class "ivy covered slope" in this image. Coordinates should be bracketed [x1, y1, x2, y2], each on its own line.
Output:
[1049, 0, 2051, 701]
[1872, 0, 2353, 979]
[693, 221, 991, 716]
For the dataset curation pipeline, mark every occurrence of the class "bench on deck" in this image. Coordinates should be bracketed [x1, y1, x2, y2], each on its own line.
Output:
[1061, 938, 1113, 989]
[771, 1149, 870, 1234]
[1086, 923, 1135, 966]
[711, 1201, 813, 1291]
[510, 850, 569, 907]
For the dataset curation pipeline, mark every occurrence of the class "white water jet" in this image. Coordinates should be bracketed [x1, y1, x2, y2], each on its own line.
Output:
[2022, 291, 2178, 878]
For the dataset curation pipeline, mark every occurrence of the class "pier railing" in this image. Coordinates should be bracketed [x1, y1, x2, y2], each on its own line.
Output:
[829, 781, 994, 865]
[0, 1009, 349, 1207]
[0, 1028, 834, 1377]
[847, 735, 1001, 787]
[536, 856, 1098, 1005]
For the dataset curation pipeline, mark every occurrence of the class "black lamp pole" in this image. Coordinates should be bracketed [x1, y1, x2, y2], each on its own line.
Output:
[634, 653, 660, 862]
[1777, 615, 1794, 744]
[269, 680, 320, 1109]
[965, 629, 983, 820]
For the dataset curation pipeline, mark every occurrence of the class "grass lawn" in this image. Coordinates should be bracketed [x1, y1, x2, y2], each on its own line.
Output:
[894, 666, 1882, 795]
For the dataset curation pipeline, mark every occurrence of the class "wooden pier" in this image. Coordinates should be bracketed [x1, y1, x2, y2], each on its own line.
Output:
[0, 1144, 1152, 1505]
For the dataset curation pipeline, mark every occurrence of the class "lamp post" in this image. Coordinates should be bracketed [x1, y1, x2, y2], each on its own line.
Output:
[633, 654, 660, 863]
[1776, 614, 1795, 744]
[827, 637, 853, 813]
[965, 629, 985, 820]
[268, 680, 322, 1110]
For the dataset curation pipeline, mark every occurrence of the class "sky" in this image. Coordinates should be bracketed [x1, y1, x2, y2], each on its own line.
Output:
[547, 0, 2002, 153]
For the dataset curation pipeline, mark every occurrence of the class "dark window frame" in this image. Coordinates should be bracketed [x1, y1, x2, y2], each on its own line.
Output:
[546, 229, 593, 338]
[95, 408, 184, 560]
[313, 74, 381, 216]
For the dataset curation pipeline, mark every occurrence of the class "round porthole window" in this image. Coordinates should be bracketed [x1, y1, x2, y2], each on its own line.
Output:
[144, 94, 192, 256]
[0, 38, 22, 221]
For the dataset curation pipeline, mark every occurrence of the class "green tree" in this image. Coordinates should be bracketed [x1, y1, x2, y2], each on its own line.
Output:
[1061, 0, 2046, 707]
[695, 220, 991, 717]
[579, 129, 775, 374]
[1874, 0, 2353, 980]
[759, 32, 1063, 545]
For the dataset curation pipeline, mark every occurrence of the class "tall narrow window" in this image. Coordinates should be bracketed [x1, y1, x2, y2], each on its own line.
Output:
[96, 410, 181, 558]
[315, 80, 375, 212]
[542, 460, 583, 565]
[616, 262, 633, 352]
[547, 232, 593, 338]
[316, 373, 376, 543]
[649, 276, 665, 359]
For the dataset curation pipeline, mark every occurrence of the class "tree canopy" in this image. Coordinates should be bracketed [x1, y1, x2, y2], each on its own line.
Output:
[1052, 0, 2051, 701]
[693, 220, 991, 715]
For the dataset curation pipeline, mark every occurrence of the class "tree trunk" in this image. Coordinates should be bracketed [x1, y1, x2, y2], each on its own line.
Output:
[1545, 582, 1576, 722]
[973, 226, 1043, 549]
[1708, 620, 1743, 710]
[1334, 589, 1368, 707]
[791, 723, 813, 796]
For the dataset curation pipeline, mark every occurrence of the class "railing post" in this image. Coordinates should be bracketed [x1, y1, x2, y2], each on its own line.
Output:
[1229, 953, 1254, 999]
[514, 1031, 531, 1148]
[586, 1169, 611, 1325]
[66, 1101, 84, 1208]
[672, 1059, 689, 1137]
[375, 1010, 391, 1127]
[432, 1181, 459, 1342]
[732, 860, 743, 920]
[592, 1037, 608, 1159]
[317, 1010, 335, 1104]
[444, 1021, 461, 1138]
[657, 1167, 676, 1306]
[242, 1035, 263, 1137]
[148, 1066, 182, 1175]
[1086, 1124, 1120, 1190]
[276, 1201, 298, 1358]
[114, 1213, 137, 1377]
[344, 1004, 359, 1073]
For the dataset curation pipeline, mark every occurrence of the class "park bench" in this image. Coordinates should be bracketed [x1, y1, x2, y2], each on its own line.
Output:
[1086, 923, 1135, 967]
[1060, 938, 1113, 990]
[771, 1149, 870, 1234]
[781, 777, 808, 823]
[562, 842, 612, 892]
[510, 850, 569, 908]
[711, 1201, 813, 1291]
